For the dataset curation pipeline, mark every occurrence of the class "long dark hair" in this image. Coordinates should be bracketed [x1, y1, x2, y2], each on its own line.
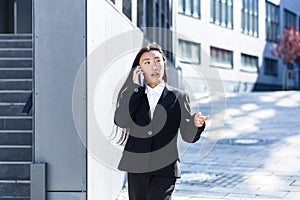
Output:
[112, 42, 168, 145]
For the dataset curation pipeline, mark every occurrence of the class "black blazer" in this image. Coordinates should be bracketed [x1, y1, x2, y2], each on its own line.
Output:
[114, 83, 205, 177]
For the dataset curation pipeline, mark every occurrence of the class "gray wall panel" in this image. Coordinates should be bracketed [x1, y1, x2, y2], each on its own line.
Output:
[34, 0, 86, 192]
[48, 192, 86, 200]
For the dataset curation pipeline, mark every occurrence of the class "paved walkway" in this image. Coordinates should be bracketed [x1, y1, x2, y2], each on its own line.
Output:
[117, 91, 300, 200]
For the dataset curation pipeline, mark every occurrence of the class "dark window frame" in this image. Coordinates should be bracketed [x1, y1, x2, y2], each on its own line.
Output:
[210, 0, 233, 29]
[122, 0, 132, 20]
[240, 53, 259, 73]
[137, 0, 174, 62]
[241, 0, 259, 37]
[178, 39, 201, 64]
[210, 46, 233, 69]
[284, 8, 296, 30]
[265, 0, 280, 42]
[178, 0, 201, 19]
[264, 57, 278, 77]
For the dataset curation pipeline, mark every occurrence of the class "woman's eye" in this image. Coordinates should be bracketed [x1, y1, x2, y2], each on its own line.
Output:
[155, 60, 162, 65]
[155, 59, 161, 63]
[144, 61, 150, 65]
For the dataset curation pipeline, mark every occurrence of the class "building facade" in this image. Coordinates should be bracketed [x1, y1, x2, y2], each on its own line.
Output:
[111, 0, 300, 92]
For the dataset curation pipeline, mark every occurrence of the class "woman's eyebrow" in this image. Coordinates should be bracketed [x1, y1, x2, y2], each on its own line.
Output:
[142, 58, 150, 62]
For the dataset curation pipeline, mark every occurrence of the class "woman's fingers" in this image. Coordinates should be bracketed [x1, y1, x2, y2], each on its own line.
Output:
[194, 112, 210, 127]
[132, 66, 142, 84]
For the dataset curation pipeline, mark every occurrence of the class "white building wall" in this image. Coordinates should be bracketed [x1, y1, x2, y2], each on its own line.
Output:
[87, 0, 143, 199]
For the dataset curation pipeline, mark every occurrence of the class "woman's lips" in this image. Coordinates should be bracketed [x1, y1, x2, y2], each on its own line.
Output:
[151, 72, 159, 77]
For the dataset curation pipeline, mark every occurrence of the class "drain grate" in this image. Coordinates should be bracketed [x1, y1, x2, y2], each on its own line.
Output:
[211, 173, 246, 188]
[229, 138, 266, 145]
[217, 138, 278, 146]
[178, 172, 246, 188]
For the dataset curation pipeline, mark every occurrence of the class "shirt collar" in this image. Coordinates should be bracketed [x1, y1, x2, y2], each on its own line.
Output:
[145, 81, 165, 95]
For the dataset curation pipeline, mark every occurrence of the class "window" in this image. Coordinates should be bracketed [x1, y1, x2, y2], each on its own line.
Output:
[137, 0, 173, 62]
[210, 0, 233, 29]
[284, 9, 296, 29]
[178, 0, 201, 19]
[241, 0, 258, 37]
[178, 39, 201, 64]
[241, 54, 258, 73]
[123, 0, 132, 20]
[185, 0, 192, 15]
[179, 0, 184, 13]
[264, 58, 278, 76]
[286, 63, 294, 80]
[265, 1, 279, 42]
[210, 46, 233, 69]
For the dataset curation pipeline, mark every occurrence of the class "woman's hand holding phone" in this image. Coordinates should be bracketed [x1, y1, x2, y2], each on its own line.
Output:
[133, 65, 144, 86]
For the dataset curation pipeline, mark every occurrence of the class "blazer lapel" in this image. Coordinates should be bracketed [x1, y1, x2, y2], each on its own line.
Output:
[140, 88, 151, 122]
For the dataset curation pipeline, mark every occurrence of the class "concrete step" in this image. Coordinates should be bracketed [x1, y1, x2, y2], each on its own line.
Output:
[0, 34, 32, 40]
[0, 117, 32, 131]
[0, 91, 32, 103]
[0, 131, 32, 145]
[0, 41, 32, 49]
[0, 103, 31, 116]
[0, 35, 33, 199]
[0, 80, 32, 90]
[0, 181, 30, 197]
[0, 49, 32, 58]
[0, 163, 30, 180]
[0, 68, 32, 79]
[0, 146, 32, 162]
[0, 58, 32, 68]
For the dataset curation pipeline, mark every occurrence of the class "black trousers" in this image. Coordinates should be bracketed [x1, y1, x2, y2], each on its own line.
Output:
[127, 173, 176, 200]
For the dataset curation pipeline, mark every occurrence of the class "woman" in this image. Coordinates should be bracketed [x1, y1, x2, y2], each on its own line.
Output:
[114, 43, 209, 200]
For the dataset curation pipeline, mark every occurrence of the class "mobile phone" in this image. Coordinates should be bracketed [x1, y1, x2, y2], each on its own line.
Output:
[138, 72, 144, 86]
[136, 65, 144, 86]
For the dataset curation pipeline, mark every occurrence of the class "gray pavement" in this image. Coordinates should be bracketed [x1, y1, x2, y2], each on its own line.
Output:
[117, 91, 300, 200]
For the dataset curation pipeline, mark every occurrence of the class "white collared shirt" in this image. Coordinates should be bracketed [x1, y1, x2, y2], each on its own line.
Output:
[145, 82, 165, 119]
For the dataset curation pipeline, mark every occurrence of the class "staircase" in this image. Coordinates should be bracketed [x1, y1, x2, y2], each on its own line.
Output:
[0, 34, 33, 199]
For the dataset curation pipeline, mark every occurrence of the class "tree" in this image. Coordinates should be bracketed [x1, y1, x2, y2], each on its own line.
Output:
[272, 27, 300, 90]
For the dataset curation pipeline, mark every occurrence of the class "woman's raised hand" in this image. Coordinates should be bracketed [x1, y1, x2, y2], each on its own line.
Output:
[194, 112, 209, 127]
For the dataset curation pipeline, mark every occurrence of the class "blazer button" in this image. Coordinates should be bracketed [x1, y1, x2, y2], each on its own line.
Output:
[147, 130, 153, 135]
[134, 88, 139, 93]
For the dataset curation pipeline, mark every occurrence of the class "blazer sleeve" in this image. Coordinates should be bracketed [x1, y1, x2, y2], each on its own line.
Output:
[179, 93, 205, 143]
[114, 83, 144, 128]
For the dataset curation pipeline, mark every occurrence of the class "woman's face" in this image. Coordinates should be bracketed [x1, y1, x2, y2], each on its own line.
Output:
[139, 50, 165, 87]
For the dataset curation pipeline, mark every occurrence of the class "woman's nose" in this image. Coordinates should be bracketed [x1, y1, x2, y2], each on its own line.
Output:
[152, 62, 158, 69]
